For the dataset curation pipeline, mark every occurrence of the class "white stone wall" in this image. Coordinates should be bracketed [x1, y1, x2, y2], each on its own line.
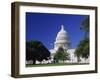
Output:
[49, 48, 89, 63]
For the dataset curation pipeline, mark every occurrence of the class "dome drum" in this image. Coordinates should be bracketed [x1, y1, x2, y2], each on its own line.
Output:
[54, 25, 70, 50]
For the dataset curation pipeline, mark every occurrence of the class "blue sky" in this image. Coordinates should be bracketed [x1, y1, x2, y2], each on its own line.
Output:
[26, 12, 89, 49]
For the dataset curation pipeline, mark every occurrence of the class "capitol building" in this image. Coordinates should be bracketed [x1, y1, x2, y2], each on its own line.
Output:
[26, 25, 89, 64]
[49, 25, 89, 63]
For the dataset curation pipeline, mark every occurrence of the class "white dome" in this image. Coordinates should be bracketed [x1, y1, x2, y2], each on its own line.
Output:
[54, 25, 70, 50]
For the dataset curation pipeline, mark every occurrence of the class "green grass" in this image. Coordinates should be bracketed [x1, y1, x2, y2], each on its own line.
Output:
[26, 63, 89, 67]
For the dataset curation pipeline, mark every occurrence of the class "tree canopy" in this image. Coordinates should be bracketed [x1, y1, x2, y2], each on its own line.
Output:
[54, 47, 70, 63]
[81, 16, 89, 38]
[75, 38, 89, 60]
[75, 16, 89, 62]
[26, 40, 51, 64]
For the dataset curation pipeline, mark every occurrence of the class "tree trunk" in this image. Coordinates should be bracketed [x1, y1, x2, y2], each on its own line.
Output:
[77, 57, 80, 63]
[63, 60, 64, 63]
[33, 59, 36, 64]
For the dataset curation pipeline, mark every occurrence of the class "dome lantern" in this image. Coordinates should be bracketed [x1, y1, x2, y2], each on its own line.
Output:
[61, 25, 64, 31]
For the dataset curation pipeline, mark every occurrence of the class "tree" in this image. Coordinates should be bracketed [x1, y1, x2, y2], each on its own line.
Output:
[75, 38, 89, 62]
[26, 40, 51, 64]
[54, 47, 69, 63]
[75, 16, 89, 62]
[81, 38, 89, 59]
[81, 16, 89, 38]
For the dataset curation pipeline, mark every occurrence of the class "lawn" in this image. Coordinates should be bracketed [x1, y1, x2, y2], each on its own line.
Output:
[26, 63, 89, 67]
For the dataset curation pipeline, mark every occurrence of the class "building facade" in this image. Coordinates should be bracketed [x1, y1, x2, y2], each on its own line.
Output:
[49, 25, 89, 63]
